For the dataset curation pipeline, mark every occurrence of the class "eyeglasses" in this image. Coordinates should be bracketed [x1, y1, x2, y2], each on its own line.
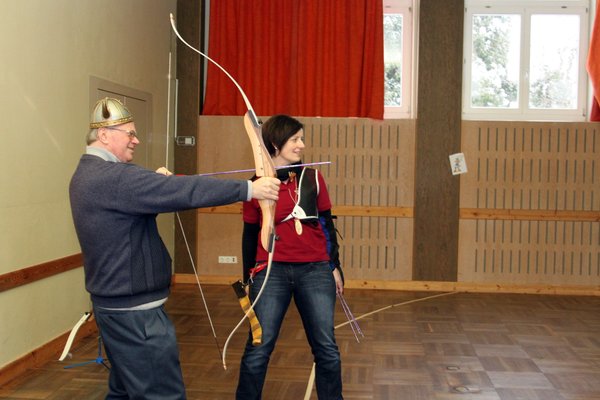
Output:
[106, 127, 138, 139]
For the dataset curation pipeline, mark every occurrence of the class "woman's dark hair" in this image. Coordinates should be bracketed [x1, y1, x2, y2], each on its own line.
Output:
[261, 114, 304, 157]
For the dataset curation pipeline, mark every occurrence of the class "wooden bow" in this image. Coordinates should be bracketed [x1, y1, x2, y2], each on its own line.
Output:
[170, 13, 277, 370]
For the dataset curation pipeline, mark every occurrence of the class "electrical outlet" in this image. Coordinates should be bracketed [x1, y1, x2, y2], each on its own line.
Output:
[218, 256, 238, 264]
[175, 136, 195, 146]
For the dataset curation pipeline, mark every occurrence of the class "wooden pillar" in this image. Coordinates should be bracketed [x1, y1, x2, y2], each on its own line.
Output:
[413, 0, 464, 281]
[174, 0, 202, 274]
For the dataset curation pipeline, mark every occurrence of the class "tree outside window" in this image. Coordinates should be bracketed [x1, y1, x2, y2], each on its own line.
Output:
[384, 14, 403, 107]
[383, 0, 413, 119]
[463, 1, 589, 121]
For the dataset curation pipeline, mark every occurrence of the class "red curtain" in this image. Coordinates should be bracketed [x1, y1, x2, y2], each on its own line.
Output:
[202, 0, 384, 119]
[588, 0, 600, 121]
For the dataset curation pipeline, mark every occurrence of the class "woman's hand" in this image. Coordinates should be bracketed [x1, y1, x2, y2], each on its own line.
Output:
[333, 268, 344, 295]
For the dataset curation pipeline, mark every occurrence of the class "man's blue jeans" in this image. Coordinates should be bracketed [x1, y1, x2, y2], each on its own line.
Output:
[236, 261, 343, 399]
[94, 305, 186, 400]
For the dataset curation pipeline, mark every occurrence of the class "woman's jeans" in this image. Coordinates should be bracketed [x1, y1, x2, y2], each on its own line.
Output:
[236, 261, 343, 400]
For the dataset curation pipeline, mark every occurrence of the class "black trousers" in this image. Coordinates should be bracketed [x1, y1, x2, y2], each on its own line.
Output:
[94, 304, 186, 400]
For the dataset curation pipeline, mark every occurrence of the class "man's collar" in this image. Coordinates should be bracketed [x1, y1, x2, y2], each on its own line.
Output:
[86, 146, 121, 163]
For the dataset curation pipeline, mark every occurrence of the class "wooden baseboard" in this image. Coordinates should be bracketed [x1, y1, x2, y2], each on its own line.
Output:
[0, 254, 82, 293]
[0, 319, 97, 387]
[172, 273, 600, 296]
[172, 273, 241, 285]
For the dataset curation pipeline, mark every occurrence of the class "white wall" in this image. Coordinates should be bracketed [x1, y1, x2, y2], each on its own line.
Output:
[0, 0, 176, 368]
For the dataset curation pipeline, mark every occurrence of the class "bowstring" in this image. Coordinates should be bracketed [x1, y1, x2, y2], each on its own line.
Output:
[165, 39, 223, 360]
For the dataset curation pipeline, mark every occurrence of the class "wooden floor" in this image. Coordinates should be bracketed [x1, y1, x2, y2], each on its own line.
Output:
[1, 284, 600, 399]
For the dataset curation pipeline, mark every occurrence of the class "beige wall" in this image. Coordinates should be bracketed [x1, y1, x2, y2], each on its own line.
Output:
[0, 0, 176, 368]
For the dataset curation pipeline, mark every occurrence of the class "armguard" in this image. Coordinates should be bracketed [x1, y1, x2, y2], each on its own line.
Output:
[242, 222, 260, 283]
[319, 209, 344, 283]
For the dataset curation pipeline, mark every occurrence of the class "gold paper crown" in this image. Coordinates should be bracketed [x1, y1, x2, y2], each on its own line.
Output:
[89, 97, 133, 129]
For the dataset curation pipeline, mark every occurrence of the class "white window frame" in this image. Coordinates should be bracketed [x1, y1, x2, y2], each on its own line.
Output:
[462, 0, 590, 121]
[384, 0, 416, 119]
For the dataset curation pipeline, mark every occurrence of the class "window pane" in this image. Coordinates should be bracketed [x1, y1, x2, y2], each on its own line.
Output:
[529, 14, 580, 109]
[470, 14, 520, 109]
[384, 14, 403, 106]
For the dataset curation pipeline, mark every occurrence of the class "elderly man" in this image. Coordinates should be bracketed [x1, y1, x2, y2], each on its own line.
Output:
[69, 97, 279, 399]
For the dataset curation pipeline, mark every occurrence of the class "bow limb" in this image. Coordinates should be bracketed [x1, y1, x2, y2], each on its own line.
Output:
[169, 14, 254, 113]
[59, 312, 92, 361]
[170, 13, 276, 249]
[219, 113, 278, 370]
[170, 13, 277, 370]
[164, 17, 224, 361]
[243, 112, 277, 251]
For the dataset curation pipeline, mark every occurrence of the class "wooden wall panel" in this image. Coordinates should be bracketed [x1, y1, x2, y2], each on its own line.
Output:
[196, 116, 415, 282]
[300, 118, 415, 280]
[459, 121, 600, 286]
[335, 216, 412, 280]
[459, 219, 599, 285]
[461, 122, 599, 210]
[196, 116, 251, 279]
[194, 117, 599, 289]
[301, 118, 415, 207]
[197, 213, 244, 277]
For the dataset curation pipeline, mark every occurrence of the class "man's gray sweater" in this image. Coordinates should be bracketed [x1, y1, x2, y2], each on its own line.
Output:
[69, 154, 248, 308]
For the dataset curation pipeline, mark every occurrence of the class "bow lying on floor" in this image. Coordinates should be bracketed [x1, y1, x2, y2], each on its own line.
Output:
[303, 291, 459, 400]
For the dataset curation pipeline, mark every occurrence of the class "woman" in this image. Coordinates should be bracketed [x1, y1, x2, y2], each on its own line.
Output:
[236, 115, 344, 400]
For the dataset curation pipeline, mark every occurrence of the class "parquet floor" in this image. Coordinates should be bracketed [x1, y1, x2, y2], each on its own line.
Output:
[1, 284, 599, 399]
